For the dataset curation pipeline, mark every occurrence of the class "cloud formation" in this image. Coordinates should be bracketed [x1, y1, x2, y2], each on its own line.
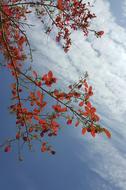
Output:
[122, 0, 126, 17]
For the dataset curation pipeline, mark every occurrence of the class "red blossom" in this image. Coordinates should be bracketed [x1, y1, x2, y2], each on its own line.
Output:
[0, 0, 110, 157]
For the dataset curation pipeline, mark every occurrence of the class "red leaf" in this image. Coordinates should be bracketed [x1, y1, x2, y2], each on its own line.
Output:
[91, 107, 96, 113]
[86, 101, 91, 108]
[85, 106, 90, 114]
[75, 120, 80, 127]
[39, 119, 46, 125]
[16, 133, 20, 139]
[91, 129, 96, 137]
[42, 102, 47, 108]
[67, 119, 72, 125]
[4, 145, 11, 153]
[57, 0, 64, 10]
[37, 90, 41, 98]
[84, 80, 88, 88]
[89, 86, 92, 93]
[82, 128, 87, 135]
[41, 142, 47, 152]
[34, 115, 39, 121]
[48, 71, 53, 78]
[61, 107, 67, 112]
[29, 127, 33, 133]
[79, 101, 84, 107]
[96, 31, 104, 37]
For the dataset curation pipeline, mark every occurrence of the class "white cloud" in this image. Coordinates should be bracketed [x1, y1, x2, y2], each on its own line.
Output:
[79, 133, 126, 189]
[27, 1, 126, 122]
[26, 0, 126, 189]
[122, 0, 126, 17]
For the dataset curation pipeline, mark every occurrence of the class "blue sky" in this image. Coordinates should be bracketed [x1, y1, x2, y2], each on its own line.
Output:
[1, 0, 126, 190]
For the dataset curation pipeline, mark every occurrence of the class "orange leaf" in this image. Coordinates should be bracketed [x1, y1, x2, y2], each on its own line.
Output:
[57, 0, 64, 11]
[82, 128, 87, 135]
[42, 101, 47, 108]
[34, 115, 39, 121]
[85, 106, 90, 114]
[61, 107, 67, 112]
[91, 107, 96, 113]
[29, 127, 33, 133]
[37, 90, 43, 102]
[16, 133, 20, 139]
[41, 142, 47, 152]
[91, 129, 96, 137]
[39, 119, 46, 125]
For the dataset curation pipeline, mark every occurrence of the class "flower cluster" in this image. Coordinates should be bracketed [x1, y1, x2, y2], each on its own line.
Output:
[3, 70, 111, 157]
[55, 0, 97, 52]
[0, 1, 109, 159]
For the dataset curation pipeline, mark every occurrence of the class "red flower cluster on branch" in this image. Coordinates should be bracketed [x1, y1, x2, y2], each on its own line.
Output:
[55, 0, 97, 52]
[0, 0, 110, 160]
